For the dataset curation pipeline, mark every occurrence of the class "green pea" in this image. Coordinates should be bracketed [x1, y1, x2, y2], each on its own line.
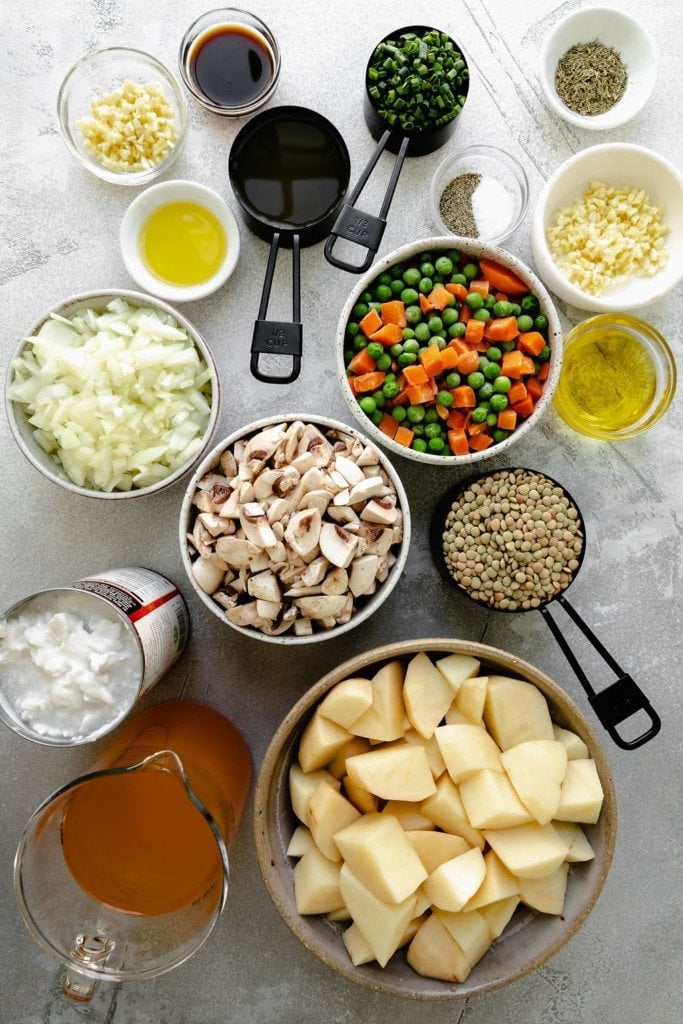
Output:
[501, 340, 517, 352]
[402, 328, 415, 342]
[435, 256, 453, 275]
[390, 278, 404, 295]
[424, 422, 441, 438]
[378, 272, 392, 286]
[445, 372, 461, 389]
[384, 373, 396, 383]
[412, 423, 425, 437]
[397, 352, 417, 367]
[490, 393, 509, 412]
[538, 345, 551, 362]
[492, 376, 511, 394]
[344, 349, 353, 363]
[473, 309, 490, 322]
[471, 407, 488, 424]
[428, 315, 443, 332]
[405, 305, 422, 324]
[467, 371, 485, 390]
[401, 287, 419, 305]
[534, 314, 549, 332]
[437, 390, 454, 407]
[477, 382, 494, 401]
[376, 284, 392, 301]
[493, 301, 513, 317]
[486, 346, 502, 362]
[492, 428, 509, 443]
[484, 362, 501, 380]
[366, 342, 383, 359]
[433, 337, 447, 350]
[371, 408, 383, 425]
[478, 356, 489, 372]
[352, 303, 368, 319]
[486, 413, 498, 427]
[428, 437, 445, 452]
[462, 263, 478, 281]
[403, 267, 421, 286]
[383, 380, 400, 398]
[347, 321, 360, 337]
[521, 294, 539, 312]
[373, 390, 386, 408]
[516, 314, 534, 333]
[447, 249, 461, 263]
[376, 353, 392, 371]
[368, 301, 381, 313]
[448, 323, 466, 339]
[353, 336, 368, 351]
[441, 308, 459, 326]
[424, 409, 439, 424]
[484, 295, 496, 310]
[412, 438, 428, 453]
[361, 291, 373, 303]
[466, 292, 484, 310]
[403, 339, 419, 353]
[390, 343, 403, 357]
[407, 405, 425, 423]
[420, 262, 435, 278]
[509, 303, 521, 317]
[415, 323, 431, 342]
[359, 396, 376, 414]
[450, 273, 467, 286]
[419, 277, 433, 293]
[392, 406, 407, 422]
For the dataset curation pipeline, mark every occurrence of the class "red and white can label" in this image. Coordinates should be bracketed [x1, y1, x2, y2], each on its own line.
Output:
[72, 567, 189, 693]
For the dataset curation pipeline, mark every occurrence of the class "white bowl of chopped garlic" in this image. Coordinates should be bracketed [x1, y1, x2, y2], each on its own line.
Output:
[531, 143, 683, 312]
[57, 48, 188, 185]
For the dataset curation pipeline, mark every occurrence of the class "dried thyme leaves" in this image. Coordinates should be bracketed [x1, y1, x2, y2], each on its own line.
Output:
[555, 39, 628, 116]
[439, 173, 481, 236]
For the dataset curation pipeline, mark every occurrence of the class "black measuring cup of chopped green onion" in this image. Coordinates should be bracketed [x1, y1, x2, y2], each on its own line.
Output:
[229, 106, 351, 384]
[430, 467, 661, 751]
[324, 26, 470, 275]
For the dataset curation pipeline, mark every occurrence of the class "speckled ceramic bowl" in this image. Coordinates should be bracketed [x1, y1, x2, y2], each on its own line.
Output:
[254, 638, 617, 1000]
[336, 238, 562, 466]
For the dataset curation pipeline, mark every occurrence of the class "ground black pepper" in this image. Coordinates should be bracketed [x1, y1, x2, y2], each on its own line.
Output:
[439, 173, 481, 236]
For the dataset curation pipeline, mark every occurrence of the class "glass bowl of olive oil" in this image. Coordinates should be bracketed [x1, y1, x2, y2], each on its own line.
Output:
[554, 314, 676, 440]
[120, 180, 241, 301]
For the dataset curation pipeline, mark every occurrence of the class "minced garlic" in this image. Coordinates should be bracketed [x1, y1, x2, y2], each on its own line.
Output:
[77, 79, 177, 173]
[546, 180, 669, 295]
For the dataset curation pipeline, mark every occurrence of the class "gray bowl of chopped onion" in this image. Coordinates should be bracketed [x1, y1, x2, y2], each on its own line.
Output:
[6, 290, 220, 498]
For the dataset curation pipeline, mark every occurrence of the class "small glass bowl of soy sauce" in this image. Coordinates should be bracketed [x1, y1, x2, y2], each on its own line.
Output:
[179, 7, 281, 116]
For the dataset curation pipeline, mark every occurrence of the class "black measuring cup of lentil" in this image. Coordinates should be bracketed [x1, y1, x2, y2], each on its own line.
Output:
[324, 25, 470, 275]
[430, 467, 661, 751]
[229, 105, 351, 384]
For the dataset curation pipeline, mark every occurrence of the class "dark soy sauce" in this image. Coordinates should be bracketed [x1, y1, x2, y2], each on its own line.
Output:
[231, 117, 347, 229]
[189, 25, 273, 108]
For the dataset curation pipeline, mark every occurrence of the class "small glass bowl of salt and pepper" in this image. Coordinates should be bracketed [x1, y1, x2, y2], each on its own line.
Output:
[538, 6, 657, 130]
[429, 145, 529, 244]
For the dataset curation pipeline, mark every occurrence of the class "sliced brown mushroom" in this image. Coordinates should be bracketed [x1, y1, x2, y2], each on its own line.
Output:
[300, 556, 329, 587]
[349, 554, 380, 597]
[360, 496, 398, 525]
[319, 523, 358, 569]
[240, 503, 277, 548]
[226, 602, 270, 629]
[300, 489, 332, 516]
[247, 570, 281, 604]
[321, 567, 348, 596]
[192, 557, 224, 594]
[334, 455, 365, 487]
[359, 526, 395, 555]
[285, 508, 322, 559]
[293, 617, 313, 636]
[215, 536, 260, 567]
[294, 594, 347, 619]
[199, 513, 235, 538]
[219, 489, 242, 519]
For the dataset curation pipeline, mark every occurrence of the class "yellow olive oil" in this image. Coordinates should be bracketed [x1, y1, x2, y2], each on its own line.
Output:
[555, 323, 657, 437]
[140, 201, 226, 286]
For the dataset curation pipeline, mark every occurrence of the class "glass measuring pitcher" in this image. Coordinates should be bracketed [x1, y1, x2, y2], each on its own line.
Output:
[14, 701, 252, 1000]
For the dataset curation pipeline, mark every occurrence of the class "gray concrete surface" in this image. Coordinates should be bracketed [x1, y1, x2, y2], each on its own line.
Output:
[1, 1, 681, 1021]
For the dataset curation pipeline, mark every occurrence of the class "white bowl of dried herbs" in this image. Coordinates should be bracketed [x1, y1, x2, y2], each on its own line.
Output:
[538, 6, 657, 130]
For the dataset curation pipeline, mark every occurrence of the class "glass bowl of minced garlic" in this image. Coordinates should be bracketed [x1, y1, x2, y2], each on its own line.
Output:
[57, 47, 188, 185]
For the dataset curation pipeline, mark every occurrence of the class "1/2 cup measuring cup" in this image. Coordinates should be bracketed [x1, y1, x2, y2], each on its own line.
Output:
[430, 468, 661, 751]
[14, 701, 251, 1000]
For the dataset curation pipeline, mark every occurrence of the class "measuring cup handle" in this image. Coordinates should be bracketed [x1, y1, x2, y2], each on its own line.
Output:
[324, 131, 409, 274]
[251, 232, 302, 384]
[540, 597, 661, 750]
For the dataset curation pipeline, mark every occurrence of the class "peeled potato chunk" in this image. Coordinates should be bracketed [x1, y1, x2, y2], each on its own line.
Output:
[294, 846, 343, 915]
[381, 800, 434, 831]
[435, 908, 492, 968]
[334, 813, 427, 904]
[402, 728, 447, 778]
[435, 653, 481, 694]
[342, 922, 375, 966]
[464, 849, 518, 911]
[517, 863, 569, 915]
[339, 863, 417, 967]
[500, 740, 568, 825]
[342, 774, 379, 814]
[435, 723, 502, 784]
[287, 825, 315, 858]
[404, 652, 454, 738]
[306, 781, 361, 862]
[552, 821, 596, 862]
[479, 896, 520, 939]
[407, 912, 471, 983]
[351, 661, 405, 741]
[423, 847, 486, 912]
[345, 744, 436, 802]
[554, 759, 604, 824]
[484, 676, 554, 750]
[421, 774, 485, 850]
[485, 822, 569, 879]
[289, 764, 340, 824]
[455, 676, 488, 724]
[328, 736, 371, 779]
[553, 724, 589, 761]
[318, 677, 373, 729]
[298, 710, 352, 772]
[460, 768, 534, 829]
[405, 831, 471, 874]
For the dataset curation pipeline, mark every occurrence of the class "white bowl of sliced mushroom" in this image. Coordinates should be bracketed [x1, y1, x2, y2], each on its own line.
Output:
[179, 415, 410, 643]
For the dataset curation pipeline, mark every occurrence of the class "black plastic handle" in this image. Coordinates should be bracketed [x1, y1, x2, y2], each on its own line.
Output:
[250, 232, 302, 384]
[324, 130, 409, 274]
[540, 595, 661, 750]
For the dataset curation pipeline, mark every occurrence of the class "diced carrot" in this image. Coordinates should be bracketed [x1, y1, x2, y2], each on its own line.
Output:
[469, 280, 490, 298]
[463, 412, 473, 432]
[452, 385, 476, 408]
[380, 300, 407, 327]
[464, 319, 486, 346]
[468, 421, 489, 436]
[538, 361, 550, 382]
[448, 428, 469, 456]
[527, 377, 544, 401]
[419, 344, 444, 377]
[447, 337, 470, 357]
[507, 382, 528, 405]
[494, 292, 509, 302]
[446, 282, 468, 301]
[469, 433, 494, 451]
[519, 355, 536, 376]
[406, 383, 434, 405]
[517, 331, 546, 357]
[402, 364, 429, 386]
[497, 409, 517, 431]
[350, 371, 385, 394]
[359, 309, 382, 338]
[457, 349, 480, 375]
[501, 350, 525, 378]
[447, 410, 467, 429]
[377, 413, 399, 438]
[436, 403, 450, 420]
[479, 258, 528, 297]
[439, 346, 459, 371]
[369, 323, 403, 347]
[394, 425, 415, 448]
[428, 284, 453, 311]
[485, 316, 519, 343]
[386, 390, 410, 408]
[419, 293, 433, 314]
[459, 304, 472, 324]
[347, 349, 376, 375]
[512, 397, 536, 419]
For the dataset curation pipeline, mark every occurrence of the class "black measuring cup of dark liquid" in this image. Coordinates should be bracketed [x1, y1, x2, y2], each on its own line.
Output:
[229, 106, 351, 384]
[324, 25, 470, 275]
[430, 468, 661, 751]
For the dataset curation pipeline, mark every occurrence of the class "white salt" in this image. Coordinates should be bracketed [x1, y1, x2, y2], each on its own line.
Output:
[472, 176, 516, 240]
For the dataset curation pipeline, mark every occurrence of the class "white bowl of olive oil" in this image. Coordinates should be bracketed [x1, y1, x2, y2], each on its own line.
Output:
[120, 179, 241, 301]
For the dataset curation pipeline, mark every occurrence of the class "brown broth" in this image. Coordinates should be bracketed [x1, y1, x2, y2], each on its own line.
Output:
[189, 24, 274, 108]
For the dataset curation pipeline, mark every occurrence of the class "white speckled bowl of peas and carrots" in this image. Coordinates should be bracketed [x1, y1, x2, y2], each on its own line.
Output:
[336, 238, 562, 466]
